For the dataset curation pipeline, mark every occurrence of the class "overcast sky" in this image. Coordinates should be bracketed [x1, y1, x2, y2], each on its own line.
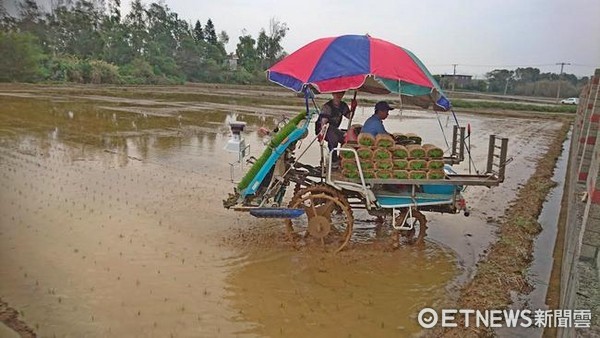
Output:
[12, 0, 600, 78]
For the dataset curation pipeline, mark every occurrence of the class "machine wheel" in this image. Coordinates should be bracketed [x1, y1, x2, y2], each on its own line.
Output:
[395, 208, 427, 245]
[285, 185, 353, 252]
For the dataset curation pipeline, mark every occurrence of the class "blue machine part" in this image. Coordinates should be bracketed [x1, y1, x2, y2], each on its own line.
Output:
[422, 165, 463, 194]
[249, 208, 305, 219]
[376, 195, 454, 208]
[240, 120, 310, 198]
[421, 185, 458, 194]
[376, 165, 462, 208]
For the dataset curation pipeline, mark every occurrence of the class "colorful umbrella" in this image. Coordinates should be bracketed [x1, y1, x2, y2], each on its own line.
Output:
[267, 34, 450, 111]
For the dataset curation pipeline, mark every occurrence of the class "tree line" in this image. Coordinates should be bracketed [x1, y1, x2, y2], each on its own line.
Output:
[0, 0, 589, 99]
[0, 0, 288, 84]
[436, 67, 588, 98]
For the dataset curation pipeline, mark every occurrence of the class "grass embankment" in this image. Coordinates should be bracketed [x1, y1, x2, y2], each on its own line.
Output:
[442, 120, 571, 337]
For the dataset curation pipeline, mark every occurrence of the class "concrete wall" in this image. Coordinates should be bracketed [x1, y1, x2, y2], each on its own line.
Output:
[558, 68, 600, 338]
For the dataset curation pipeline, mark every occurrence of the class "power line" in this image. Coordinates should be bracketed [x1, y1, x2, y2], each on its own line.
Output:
[431, 63, 598, 70]
[570, 63, 597, 68]
[430, 63, 559, 68]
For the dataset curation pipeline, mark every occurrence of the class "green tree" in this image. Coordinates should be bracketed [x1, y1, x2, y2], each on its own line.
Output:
[256, 18, 288, 69]
[514, 67, 540, 84]
[198, 19, 226, 65]
[101, 0, 134, 65]
[45, 55, 81, 82]
[120, 57, 155, 83]
[193, 20, 204, 43]
[205, 42, 225, 65]
[199, 58, 224, 83]
[539, 72, 559, 81]
[462, 79, 488, 92]
[218, 30, 229, 46]
[216, 30, 229, 59]
[0, 31, 45, 82]
[144, 2, 191, 79]
[89, 59, 121, 83]
[124, 0, 147, 58]
[204, 18, 217, 44]
[17, 0, 43, 33]
[0, 2, 16, 30]
[46, 0, 105, 59]
[236, 32, 258, 72]
[561, 73, 578, 86]
[175, 35, 204, 81]
[225, 67, 253, 84]
[0, 0, 295, 85]
[485, 69, 514, 94]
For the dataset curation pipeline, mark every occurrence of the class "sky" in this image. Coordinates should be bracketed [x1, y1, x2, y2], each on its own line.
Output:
[11, 0, 600, 78]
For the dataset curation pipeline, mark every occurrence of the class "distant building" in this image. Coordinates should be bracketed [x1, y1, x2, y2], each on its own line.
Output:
[440, 74, 473, 89]
[226, 53, 238, 71]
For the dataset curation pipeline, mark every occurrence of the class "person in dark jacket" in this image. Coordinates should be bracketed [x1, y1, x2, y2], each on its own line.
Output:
[317, 91, 355, 164]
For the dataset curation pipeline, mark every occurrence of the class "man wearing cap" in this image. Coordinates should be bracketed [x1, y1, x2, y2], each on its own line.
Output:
[361, 101, 394, 136]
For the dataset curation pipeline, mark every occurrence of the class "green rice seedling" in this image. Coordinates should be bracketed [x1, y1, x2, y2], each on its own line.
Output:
[427, 170, 445, 179]
[409, 171, 427, 179]
[390, 145, 408, 158]
[393, 159, 408, 169]
[393, 170, 409, 179]
[357, 147, 373, 160]
[358, 133, 375, 146]
[359, 160, 374, 170]
[375, 160, 394, 170]
[423, 144, 444, 158]
[428, 160, 445, 170]
[376, 170, 393, 179]
[373, 148, 392, 160]
[408, 160, 427, 170]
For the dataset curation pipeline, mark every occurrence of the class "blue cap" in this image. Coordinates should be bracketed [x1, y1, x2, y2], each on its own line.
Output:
[375, 101, 394, 112]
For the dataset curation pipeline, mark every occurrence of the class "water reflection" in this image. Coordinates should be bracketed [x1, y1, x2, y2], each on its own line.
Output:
[0, 94, 278, 172]
[227, 246, 457, 338]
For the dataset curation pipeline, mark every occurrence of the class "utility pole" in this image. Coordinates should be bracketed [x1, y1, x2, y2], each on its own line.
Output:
[452, 64, 458, 92]
[555, 62, 571, 103]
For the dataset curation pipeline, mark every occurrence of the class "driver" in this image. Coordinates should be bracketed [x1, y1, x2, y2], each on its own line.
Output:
[316, 91, 355, 165]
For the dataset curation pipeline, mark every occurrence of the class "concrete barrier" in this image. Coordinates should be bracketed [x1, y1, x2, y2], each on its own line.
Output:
[557, 68, 600, 337]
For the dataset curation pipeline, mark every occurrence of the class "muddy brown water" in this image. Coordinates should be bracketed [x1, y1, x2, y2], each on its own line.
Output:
[0, 86, 563, 337]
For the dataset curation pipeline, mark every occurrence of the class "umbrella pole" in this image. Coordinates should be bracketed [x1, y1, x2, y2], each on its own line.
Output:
[398, 80, 403, 117]
[345, 90, 358, 130]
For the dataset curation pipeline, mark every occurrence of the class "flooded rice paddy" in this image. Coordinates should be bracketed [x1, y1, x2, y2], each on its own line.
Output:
[0, 84, 563, 337]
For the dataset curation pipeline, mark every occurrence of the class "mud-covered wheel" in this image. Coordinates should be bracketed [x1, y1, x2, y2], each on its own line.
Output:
[285, 185, 353, 252]
[292, 182, 304, 197]
[395, 208, 427, 245]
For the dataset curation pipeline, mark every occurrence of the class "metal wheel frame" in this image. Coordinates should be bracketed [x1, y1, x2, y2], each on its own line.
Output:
[285, 184, 354, 252]
[394, 208, 427, 245]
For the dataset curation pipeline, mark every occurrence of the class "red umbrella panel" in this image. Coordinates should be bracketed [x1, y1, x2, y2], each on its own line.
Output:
[267, 34, 450, 111]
